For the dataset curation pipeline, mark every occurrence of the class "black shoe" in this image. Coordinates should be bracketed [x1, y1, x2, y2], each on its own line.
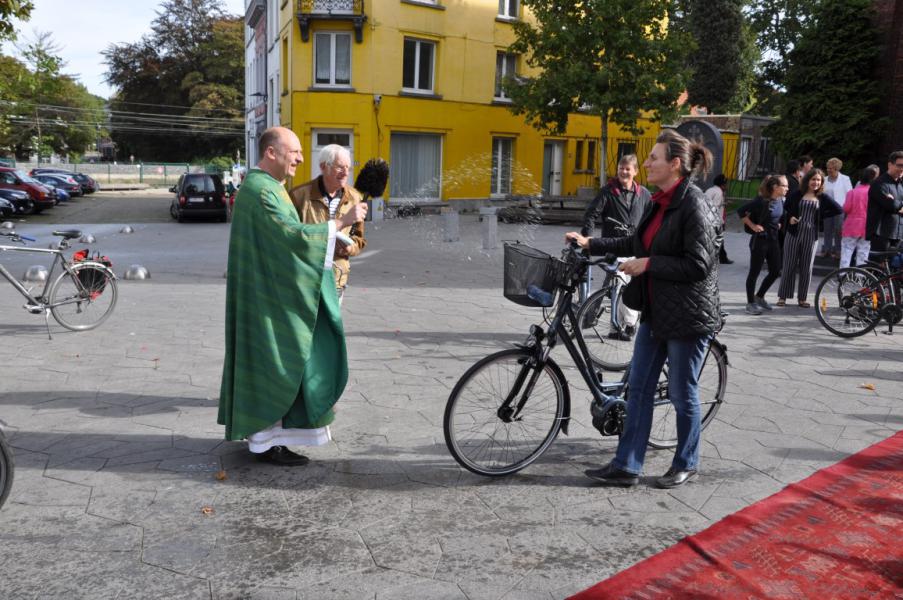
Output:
[606, 329, 633, 342]
[585, 464, 639, 487]
[655, 467, 697, 489]
[256, 445, 310, 466]
[719, 258, 734, 265]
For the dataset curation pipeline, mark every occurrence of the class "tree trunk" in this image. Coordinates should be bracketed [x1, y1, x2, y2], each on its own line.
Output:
[599, 111, 608, 183]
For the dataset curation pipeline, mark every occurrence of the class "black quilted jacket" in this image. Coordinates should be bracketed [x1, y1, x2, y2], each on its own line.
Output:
[588, 178, 722, 339]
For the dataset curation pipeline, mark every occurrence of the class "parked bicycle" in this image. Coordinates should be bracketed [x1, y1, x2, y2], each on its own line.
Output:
[0, 426, 12, 510]
[0, 229, 117, 338]
[814, 250, 903, 337]
[443, 242, 728, 477]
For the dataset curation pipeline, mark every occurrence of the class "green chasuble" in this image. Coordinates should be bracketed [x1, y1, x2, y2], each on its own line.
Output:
[218, 168, 348, 441]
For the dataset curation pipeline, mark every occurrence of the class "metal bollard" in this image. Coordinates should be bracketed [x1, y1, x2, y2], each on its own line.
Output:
[479, 206, 498, 250]
[440, 206, 459, 242]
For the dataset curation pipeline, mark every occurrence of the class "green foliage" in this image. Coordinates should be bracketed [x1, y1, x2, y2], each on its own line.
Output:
[685, 0, 755, 113]
[103, 0, 243, 162]
[0, 0, 33, 41]
[0, 32, 106, 159]
[767, 0, 886, 171]
[505, 0, 690, 176]
[207, 155, 233, 172]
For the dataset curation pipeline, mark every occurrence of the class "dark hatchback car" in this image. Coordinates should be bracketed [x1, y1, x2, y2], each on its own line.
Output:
[0, 188, 34, 215]
[0, 167, 55, 213]
[30, 168, 98, 194]
[169, 173, 228, 222]
[33, 173, 83, 197]
[0, 196, 13, 218]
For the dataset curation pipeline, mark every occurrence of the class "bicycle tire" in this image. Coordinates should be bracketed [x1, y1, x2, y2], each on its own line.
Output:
[576, 286, 634, 371]
[814, 267, 883, 338]
[620, 341, 727, 450]
[444, 348, 567, 477]
[0, 429, 13, 510]
[49, 263, 118, 331]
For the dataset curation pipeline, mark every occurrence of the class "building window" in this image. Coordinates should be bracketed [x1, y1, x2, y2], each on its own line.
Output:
[498, 0, 518, 18]
[403, 38, 435, 93]
[491, 137, 513, 196]
[390, 133, 442, 200]
[586, 140, 596, 173]
[575, 140, 584, 171]
[314, 32, 351, 86]
[494, 52, 516, 100]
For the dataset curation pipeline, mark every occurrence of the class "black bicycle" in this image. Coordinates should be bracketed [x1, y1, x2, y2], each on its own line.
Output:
[443, 242, 728, 477]
[0, 426, 12, 510]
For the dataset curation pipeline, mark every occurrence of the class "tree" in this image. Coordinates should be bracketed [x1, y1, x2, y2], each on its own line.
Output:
[685, 0, 756, 113]
[103, 0, 243, 162]
[767, 0, 886, 171]
[0, 0, 33, 42]
[505, 0, 690, 179]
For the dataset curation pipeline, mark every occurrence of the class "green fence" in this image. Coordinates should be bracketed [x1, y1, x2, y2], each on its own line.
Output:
[3, 161, 241, 186]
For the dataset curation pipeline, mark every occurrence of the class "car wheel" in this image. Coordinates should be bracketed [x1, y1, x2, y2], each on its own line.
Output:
[170, 203, 178, 220]
[177, 210, 184, 223]
[23, 199, 35, 215]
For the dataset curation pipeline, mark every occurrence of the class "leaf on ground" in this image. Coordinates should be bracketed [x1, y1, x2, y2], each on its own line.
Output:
[201, 506, 215, 516]
[859, 383, 876, 391]
[215, 470, 227, 481]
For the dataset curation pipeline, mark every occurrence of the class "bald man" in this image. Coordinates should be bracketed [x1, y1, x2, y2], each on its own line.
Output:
[218, 127, 367, 466]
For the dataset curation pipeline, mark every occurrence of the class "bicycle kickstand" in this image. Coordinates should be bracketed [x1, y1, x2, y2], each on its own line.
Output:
[43, 308, 53, 340]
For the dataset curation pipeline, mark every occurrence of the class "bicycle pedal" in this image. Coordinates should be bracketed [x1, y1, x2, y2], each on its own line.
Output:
[24, 304, 44, 314]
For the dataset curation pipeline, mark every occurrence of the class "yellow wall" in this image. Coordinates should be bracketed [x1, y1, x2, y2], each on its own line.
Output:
[282, 0, 663, 200]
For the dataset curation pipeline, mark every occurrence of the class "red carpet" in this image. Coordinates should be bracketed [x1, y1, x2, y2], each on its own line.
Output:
[570, 430, 903, 599]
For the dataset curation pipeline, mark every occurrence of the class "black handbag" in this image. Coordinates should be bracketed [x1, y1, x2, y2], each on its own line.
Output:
[621, 274, 645, 311]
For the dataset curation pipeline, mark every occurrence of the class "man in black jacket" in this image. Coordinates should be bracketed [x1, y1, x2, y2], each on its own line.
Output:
[866, 151, 903, 251]
[580, 154, 652, 238]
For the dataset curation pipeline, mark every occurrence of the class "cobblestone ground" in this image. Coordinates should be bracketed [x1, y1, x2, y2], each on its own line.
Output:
[1, 206, 901, 599]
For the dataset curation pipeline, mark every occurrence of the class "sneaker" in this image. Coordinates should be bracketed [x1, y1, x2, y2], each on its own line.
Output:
[745, 302, 762, 315]
[754, 296, 773, 311]
[255, 446, 310, 466]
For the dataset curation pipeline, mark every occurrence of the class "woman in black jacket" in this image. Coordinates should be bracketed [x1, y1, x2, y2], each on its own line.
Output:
[737, 174, 787, 315]
[565, 129, 721, 489]
[777, 168, 842, 307]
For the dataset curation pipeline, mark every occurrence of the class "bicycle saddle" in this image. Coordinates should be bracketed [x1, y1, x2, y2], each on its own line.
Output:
[51, 230, 82, 239]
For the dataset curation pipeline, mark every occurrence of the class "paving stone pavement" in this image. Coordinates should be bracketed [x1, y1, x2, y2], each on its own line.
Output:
[1, 215, 901, 599]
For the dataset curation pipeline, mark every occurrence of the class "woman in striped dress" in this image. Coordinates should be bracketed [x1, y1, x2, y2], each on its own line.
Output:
[777, 168, 842, 307]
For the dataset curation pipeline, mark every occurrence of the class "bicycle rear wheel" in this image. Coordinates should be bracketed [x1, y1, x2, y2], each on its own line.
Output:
[49, 263, 118, 331]
[444, 348, 567, 476]
[0, 429, 13, 510]
[622, 341, 726, 450]
[576, 286, 634, 371]
[814, 267, 883, 338]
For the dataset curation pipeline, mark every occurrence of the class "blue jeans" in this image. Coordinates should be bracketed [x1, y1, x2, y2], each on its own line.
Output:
[611, 322, 712, 475]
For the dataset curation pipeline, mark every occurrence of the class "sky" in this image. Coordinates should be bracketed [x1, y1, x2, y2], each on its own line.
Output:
[2, 0, 246, 99]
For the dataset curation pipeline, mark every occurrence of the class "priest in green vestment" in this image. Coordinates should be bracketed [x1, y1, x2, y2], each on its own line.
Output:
[218, 127, 367, 466]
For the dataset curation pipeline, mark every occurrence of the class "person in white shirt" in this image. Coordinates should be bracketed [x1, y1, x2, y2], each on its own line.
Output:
[704, 174, 733, 264]
[820, 157, 853, 260]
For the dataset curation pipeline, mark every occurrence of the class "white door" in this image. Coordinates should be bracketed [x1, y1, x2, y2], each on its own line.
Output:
[542, 141, 563, 196]
[311, 129, 354, 179]
[738, 136, 752, 180]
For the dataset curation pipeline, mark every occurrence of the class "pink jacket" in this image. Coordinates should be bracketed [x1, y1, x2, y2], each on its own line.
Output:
[842, 184, 870, 237]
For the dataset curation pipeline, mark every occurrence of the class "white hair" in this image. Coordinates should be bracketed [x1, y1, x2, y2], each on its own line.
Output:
[318, 144, 350, 168]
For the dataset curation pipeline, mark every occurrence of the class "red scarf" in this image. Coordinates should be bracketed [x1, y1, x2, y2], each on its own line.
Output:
[641, 178, 682, 252]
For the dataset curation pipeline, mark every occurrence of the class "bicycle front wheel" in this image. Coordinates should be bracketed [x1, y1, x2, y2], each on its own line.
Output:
[814, 267, 883, 338]
[443, 348, 567, 477]
[49, 263, 118, 331]
[636, 341, 727, 450]
[576, 287, 634, 371]
[0, 429, 13, 510]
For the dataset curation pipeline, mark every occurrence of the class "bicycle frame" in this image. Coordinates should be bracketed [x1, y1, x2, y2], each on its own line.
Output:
[0, 244, 69, 307]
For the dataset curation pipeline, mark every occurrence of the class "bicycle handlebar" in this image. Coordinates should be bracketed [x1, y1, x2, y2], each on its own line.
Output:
[21, 235, 35, 242]
[0, 231, 36, 243]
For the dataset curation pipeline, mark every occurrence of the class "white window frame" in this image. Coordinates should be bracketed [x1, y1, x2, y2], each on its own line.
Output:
[402, 38, 436, 94]
[491, 137, 513, 197]
[313, 31, 352, 87]
[498, 0, 518, 19]
[494, 52, 516, 101]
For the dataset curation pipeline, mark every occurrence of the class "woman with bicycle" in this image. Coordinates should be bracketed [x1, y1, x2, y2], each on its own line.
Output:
[565, 129, 722, 489]
[737, 174, 787, 315]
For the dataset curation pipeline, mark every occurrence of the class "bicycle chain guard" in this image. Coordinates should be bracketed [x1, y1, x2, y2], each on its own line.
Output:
[590, 398, 627, 437]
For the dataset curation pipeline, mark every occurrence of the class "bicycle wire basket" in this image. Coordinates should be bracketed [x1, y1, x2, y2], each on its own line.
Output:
[503, 243, 569, 307]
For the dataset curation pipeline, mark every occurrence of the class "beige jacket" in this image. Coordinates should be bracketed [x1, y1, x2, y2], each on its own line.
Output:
[288, 176, 366, 289]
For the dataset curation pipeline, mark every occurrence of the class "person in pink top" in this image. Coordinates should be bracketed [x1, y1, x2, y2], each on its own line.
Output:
[840, 165, 880, 268]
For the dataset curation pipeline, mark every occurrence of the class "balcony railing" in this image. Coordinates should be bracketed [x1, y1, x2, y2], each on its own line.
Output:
[298, 0, 367, 43]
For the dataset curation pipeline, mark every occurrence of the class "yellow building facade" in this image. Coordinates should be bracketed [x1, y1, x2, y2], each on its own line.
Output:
[278, 0, 662, 203]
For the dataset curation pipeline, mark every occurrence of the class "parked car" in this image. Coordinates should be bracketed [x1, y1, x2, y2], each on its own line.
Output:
[0, 167, 55, 213]
[0, 196, 13, 218]
[169, 173, 228, 222]
[0, 188, 34, 215]
[32, 173, 82, 198]
[30, 168, 98, 194]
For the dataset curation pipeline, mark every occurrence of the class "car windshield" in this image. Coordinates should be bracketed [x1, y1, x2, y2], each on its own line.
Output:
[15, 169, 40, 184]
